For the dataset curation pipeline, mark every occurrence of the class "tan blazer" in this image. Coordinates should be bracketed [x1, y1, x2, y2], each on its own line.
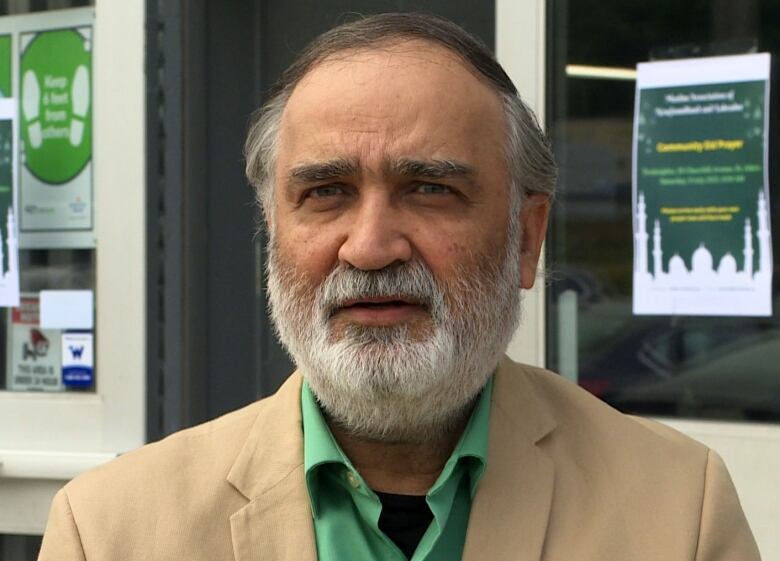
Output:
[38, 358, 760, 561]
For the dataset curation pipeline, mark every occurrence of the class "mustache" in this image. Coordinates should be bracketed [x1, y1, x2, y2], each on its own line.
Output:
[317, 261, 445, 320]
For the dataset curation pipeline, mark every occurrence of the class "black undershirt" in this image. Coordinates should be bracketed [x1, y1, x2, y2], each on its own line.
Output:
[375, 491, 434, 560]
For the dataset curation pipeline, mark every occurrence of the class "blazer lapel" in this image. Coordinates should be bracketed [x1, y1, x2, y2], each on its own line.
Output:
[226, 372, 317, 561]
[229, 469, 317, 561]
[462, 359, 557, 561]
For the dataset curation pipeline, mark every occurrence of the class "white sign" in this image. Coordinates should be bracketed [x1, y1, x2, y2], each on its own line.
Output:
[40, 289, 93, 329]
[62, 331, 93, 387]
[6, 294, 61, 391]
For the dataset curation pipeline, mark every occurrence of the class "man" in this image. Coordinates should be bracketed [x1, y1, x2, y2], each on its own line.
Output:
[39, 13, 760, 561]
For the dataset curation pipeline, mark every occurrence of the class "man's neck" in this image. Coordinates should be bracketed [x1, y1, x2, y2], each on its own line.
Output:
[326, 413, 471, 496]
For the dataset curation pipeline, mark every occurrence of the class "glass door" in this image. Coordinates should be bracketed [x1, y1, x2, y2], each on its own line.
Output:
[545, 1, 780, 556]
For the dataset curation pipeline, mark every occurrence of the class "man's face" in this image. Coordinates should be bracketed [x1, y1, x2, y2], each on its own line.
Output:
[266, 41, 548, 441]
[275, 40, 528, 289]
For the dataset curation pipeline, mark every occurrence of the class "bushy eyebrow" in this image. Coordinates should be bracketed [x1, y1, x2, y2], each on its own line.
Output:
[288, 158, 359, 183]
[286, 157, 475, 186]
[387, 158, 475, 180]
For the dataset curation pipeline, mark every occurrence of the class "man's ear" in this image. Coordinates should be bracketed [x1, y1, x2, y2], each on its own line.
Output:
[519, 194, 550, 289]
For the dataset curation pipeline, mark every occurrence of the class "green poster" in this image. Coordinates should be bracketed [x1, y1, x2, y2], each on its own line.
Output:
[19, 26, 92, 237]
[0, 118, 13, 274]
[0, 99, 19, 306]
[0, 35, 11, 98]
[632, 53, 772, 316]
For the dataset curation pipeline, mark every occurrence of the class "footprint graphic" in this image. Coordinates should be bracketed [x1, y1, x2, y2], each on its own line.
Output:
[22, 70, 42, 149]
[70, 64, 89, 146]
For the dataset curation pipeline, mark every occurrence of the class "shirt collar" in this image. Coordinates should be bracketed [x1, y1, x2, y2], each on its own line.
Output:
[301, 376, 494, 516]
[432, 375, 492, 498]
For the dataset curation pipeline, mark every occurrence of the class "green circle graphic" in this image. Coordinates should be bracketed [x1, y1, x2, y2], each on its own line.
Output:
[20, 29, 92, 184]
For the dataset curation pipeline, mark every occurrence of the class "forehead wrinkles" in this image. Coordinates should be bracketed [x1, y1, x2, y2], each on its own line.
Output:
[280, 114, 452, 182]
[280, 41, 504, 134]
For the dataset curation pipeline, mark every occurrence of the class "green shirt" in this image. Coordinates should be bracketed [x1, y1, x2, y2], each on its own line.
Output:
[302, 377, 493, 561]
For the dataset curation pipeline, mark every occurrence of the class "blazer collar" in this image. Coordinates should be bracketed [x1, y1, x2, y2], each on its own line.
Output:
[462, 357, 558, 561]
[227, 371, 318, 561]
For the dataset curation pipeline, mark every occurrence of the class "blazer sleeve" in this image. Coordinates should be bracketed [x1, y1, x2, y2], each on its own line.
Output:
[694, 449, 761, 561]
[38, 488, 87, 561]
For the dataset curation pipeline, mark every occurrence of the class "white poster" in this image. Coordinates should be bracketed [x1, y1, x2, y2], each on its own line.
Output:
[6, 293, 62, 391]
[19, 25, 93, 238]
[633, 53, 773, 316]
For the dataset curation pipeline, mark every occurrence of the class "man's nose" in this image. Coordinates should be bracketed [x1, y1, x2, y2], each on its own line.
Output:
[338, 197, 412, 270]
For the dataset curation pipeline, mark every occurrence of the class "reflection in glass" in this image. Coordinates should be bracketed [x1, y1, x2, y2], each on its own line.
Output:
[546, 0, 780, 421]
[0, 534, 42, 561]
[0, 249, 94, 391]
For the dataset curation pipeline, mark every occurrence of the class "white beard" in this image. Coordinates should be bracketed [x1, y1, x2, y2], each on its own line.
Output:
[266, 231, 522, 444]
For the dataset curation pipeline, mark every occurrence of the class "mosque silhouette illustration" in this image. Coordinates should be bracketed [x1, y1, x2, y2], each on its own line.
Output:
[633, 191, 773, 316]
[0, 206, 18, 281]
[0, 205, 19, 307]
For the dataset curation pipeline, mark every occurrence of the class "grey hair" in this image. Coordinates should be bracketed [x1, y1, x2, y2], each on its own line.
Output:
[244, 12, 557, 217]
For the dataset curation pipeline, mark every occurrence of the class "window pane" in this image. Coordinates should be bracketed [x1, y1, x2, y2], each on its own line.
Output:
[1, 249, 95, 391]
[0, 534, 42, 561]
[0, 0, 96, 393]
[546, 0, 780, 421]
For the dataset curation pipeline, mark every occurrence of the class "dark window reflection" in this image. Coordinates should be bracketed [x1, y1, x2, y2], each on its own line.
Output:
[546, 0, 780, 422]
[0, 534, 42, 561]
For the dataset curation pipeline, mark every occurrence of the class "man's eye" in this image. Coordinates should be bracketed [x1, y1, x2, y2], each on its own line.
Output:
[414, 183, 451, 195]
[308, 185, 344, 198]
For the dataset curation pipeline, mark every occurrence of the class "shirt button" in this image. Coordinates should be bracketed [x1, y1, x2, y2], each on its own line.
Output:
[345, 471, 360, 489]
